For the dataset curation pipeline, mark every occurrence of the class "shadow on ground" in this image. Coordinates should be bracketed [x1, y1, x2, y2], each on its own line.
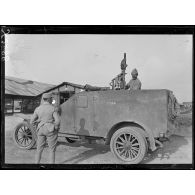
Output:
[142, 135, 190, 164]
[57, 141, 110, 164]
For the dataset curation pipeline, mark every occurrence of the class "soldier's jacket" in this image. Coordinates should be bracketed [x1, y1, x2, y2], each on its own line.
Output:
[30, 102, 60, 132]
[126, 78, 142, 90]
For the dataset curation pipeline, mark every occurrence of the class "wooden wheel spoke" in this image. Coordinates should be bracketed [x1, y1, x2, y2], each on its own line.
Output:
[26, 138, 30, 144]
[116, 141, 124, 145]
[25, 138, 29, 145]
[24, 138, 27, 145]
[20, 138, 23, 143]
[131, 148, 138, 157]
[25, 138, 28, 144]
[17, 134, 23, 138]
[127, 150, 131, 158]
[21, 127, 26, 132]
[18, 128, 25, 134]
[124, 134, 128, 141]
[129, 150, 133, 159]
[18, 137, 24, 142]
[25, 129, 30, 134]
[21, 138, 25, 144]
[128, 134, 132, 141]
[18, 129, 24, 134]
[27, 132, 32, 136]
[116, 145, 124, 149]
[131, 147, 139, 152]
[118, 135, 125, 143]
[127, 134, 131, 141]
[123, 150, 127, 158]
[125, 150, 129, 158]
[122, 150, 127, 157]
[132, 143, 139, 147]
[130, 137, 136, 144]
[118, 148, 125, 155]
[130, 150, 136, 158]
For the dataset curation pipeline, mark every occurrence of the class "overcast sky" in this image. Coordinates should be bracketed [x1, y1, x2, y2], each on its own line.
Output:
[5, 34, 192, 102]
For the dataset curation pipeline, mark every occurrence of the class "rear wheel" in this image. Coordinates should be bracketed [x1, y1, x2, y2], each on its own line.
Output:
[13, 122, 36, 150]
[110, 126, 147, 164]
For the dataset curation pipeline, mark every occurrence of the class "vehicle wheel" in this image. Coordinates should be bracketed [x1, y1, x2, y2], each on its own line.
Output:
[110, 126, 147, 164]
[65, 137, 76, 143]
[13, 122, 36, 150]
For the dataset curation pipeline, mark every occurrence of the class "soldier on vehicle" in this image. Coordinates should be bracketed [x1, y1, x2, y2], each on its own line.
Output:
[125, 68, 142, 90]
[30, 93, 60, 164]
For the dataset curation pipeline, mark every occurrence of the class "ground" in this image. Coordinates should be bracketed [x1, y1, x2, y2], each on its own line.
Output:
[4, 113, 192, 164]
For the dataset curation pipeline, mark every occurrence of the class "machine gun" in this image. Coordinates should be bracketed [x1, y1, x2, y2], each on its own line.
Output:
[110, 53, 128, 90]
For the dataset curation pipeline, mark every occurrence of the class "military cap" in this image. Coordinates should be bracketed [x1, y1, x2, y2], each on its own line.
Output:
[131, 68, 138, 75]
[42, 93, 52, 99]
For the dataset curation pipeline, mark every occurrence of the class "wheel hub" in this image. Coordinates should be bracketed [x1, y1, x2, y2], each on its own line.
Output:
[22, 132, 28, 138]
[124, 142, 132, 150]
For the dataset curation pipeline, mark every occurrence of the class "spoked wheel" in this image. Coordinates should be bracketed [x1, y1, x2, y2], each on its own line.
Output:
[13, 122, 36, 150]
[110, 126, 147, 164]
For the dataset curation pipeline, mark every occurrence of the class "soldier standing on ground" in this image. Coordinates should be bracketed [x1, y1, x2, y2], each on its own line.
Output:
[125, 68, 142, 90]
[30, 93, 60, 164]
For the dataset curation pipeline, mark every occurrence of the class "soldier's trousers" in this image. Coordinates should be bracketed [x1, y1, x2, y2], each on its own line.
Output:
[36, 125, 58, 153]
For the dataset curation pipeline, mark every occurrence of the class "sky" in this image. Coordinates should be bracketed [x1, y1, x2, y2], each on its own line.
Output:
[5, 34, 192, 103]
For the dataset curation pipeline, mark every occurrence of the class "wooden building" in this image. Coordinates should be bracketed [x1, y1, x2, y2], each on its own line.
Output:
[5, 76, 109, 114]
[37, 82, 85, 106]
[5, 76, 54, 114]
[37, 82, 109, 106]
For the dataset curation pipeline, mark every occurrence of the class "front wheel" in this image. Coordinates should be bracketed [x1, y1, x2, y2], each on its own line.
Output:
[13, 122, 37, 150]
[110, 126, 147, 164]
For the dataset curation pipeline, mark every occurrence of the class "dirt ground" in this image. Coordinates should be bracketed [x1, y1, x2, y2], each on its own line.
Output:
[4, 113, 192, 164]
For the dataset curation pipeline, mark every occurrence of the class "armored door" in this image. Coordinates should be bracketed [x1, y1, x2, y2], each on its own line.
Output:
[74, 94, 94, 136]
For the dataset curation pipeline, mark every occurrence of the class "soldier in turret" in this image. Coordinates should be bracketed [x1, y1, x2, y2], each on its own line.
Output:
[125, 68, 142, 90]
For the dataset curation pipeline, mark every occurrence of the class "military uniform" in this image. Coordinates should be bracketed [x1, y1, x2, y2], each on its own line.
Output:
[126, 68, 142, 90]
[126, 78, 142, 90]
[30, 93, 60, 164]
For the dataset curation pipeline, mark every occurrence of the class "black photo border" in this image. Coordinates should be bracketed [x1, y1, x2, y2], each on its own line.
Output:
[1, 25, 194, 170]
